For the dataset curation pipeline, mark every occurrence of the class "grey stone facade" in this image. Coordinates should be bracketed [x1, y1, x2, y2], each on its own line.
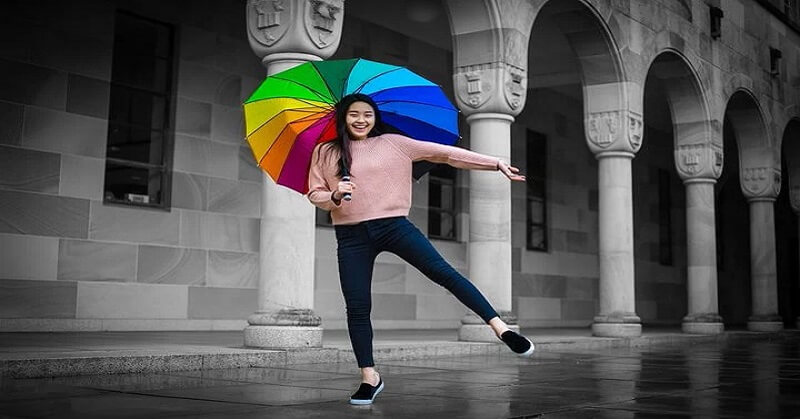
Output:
[0, 0, 798, 333]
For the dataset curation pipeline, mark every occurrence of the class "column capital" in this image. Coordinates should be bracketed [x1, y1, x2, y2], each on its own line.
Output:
[464, 112, 515, 123]
[584, 109, 643, 156]
[741, 166, 781, 200]
[454, 63, 527, 117]
[246, 0, 344, 67]
[594, 150, 635, 160]
[675, 143, 724, 181]
[683, 178, 717, 185]
[447, 0, 536, 118]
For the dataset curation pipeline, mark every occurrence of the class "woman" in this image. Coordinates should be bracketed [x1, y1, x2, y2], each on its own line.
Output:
[307, 93, 534, 405]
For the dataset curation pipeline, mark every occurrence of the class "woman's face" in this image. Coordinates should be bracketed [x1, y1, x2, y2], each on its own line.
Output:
[345, 101, 375, 140]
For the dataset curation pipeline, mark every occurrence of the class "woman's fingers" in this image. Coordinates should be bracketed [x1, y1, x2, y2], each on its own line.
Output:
[338, 181, 356, 193]
[503, 167, 525, 182]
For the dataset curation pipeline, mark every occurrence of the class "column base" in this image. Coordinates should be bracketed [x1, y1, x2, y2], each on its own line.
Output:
[592, 313, 641, 337]
[682, 322, 724, 334]
[747, 321, 783, 332]
[458, 323, 517, 342]
[682, 313, 724, 334]
[244, 325, 323, 348]
[458, 311, 517, 342]
[592, 323, 641, 337]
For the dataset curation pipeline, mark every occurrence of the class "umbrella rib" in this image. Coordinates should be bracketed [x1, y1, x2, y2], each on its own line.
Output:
[268, 75, 334, 103]
[246, 107, 325, 141]
[256, 110, 332, 169]
[312, 61, 346, 102]
[272, 114, 337, 185]
[374, 98, 458, 112]
[380, 109, 458, 134]
[351, 67, 405, 95]
[249, 108, 328, 154]
[246, 101, 333, 138]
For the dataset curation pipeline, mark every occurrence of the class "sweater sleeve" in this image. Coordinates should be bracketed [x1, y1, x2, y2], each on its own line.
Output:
[386, 134, 500, 170]
[306, 144, 342, 211]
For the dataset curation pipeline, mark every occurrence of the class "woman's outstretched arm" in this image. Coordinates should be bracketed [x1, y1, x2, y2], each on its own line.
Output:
[385, 134, 525, 182]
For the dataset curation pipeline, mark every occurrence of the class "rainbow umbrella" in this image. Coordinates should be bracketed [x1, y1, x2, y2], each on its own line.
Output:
[243, 58, 459, 194]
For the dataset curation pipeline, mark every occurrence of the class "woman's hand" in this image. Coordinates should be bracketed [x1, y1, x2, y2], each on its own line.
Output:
[498, 161, 526, 182]
[333, 178, 356, 201]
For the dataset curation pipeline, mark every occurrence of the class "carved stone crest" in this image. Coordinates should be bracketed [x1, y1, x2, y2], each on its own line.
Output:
[628, 112, 643, 151]
[305, 0, 343, 48]
[677, 144, 703, 176]
[503, 66, 525, 110]
[248, 0, 291, 47]
[586, 111, 621, 149]
[455, 66, 493, 109]
[674, 141, 723, 180]
[713, 146, 723, 177]
[741, 167, 773, 197]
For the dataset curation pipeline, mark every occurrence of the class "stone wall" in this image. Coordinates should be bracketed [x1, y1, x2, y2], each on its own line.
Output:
[0, 0, 264, 331]
[1, 0, 798, 331]
[510, 86, 600, 327]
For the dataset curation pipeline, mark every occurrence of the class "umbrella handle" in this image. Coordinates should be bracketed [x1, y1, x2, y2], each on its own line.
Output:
[342, 176, 352, 201]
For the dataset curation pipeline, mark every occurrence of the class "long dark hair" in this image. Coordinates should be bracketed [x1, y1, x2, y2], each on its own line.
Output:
[319, 93, 386, 178]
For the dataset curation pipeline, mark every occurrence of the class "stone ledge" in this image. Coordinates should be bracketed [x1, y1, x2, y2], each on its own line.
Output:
[1, 331, 796, 379]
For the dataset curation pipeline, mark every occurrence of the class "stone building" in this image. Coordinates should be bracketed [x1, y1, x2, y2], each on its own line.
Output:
[0, 0, 798, 345]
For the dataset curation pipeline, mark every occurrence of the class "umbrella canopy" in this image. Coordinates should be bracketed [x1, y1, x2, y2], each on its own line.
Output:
[243, 58, 459, 194]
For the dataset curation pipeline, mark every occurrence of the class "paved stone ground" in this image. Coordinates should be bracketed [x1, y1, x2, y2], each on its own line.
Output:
[1, 335, 799, 418]
[0, 328, 742, 378]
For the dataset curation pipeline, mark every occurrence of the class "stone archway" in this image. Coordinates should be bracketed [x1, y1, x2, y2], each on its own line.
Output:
[445, 0, 537, 341]
[639, 50, 723, 334]
[777, 118, 800, 328]
[721, 90, 782, 331]
[444, 0, 639, 337]
[526, 0, 640, 337]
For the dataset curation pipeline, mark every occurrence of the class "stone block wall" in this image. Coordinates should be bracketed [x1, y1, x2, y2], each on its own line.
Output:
[510, 86, 601, 327]
[1, 0, 798, 331]
[0, 0, 264, 331]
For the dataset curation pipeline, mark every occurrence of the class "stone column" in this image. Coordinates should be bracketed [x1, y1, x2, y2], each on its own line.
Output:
[741, 167, 782, 332]
[459, 113, 517, 341]
[445, 0, 536, 342]
[585, 108, 644, 337]
[243, 0, 344, 348]
[675, 144, 724, 334]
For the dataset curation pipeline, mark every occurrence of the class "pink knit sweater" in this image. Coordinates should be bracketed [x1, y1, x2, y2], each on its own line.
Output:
[307, 133, 500, 225]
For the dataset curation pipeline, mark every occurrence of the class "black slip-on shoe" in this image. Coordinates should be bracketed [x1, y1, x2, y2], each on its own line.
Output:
[500, 330, 535, 357]
[349, 379, 384, 405]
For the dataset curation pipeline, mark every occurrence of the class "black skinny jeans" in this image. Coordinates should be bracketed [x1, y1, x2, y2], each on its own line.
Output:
[334, 216, 499, 368]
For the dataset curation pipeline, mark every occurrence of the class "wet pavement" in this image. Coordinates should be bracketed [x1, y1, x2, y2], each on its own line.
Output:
[1, 336, 799, 418]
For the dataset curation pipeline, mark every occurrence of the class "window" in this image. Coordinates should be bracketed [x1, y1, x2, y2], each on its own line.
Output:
[104, 12, 176, 208]
[428, 164, 457, 240]
[526, 130, 547, 251]
[658, 169, 673, 265]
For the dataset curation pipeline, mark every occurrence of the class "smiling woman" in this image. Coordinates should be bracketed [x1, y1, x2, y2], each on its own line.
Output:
[306, 93, 532, 405]
[345, 102, 375, 141]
